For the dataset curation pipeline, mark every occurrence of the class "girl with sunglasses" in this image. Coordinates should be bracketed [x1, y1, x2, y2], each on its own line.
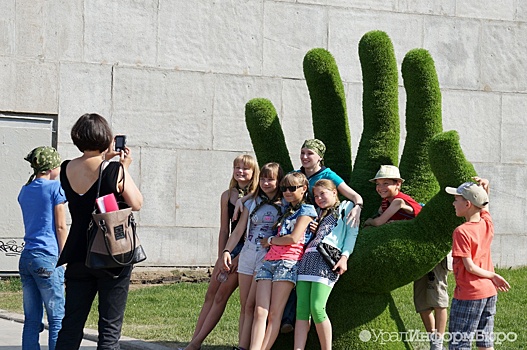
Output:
[185, 155, 259, 350]
[222, 163, 285, 350]
[294, 179, 359, 350]
[250, 172, 317, 350]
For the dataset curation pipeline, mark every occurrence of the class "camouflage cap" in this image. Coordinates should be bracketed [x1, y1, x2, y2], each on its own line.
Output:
[301, 139, 326, 159]
[24, 146, 61, 185]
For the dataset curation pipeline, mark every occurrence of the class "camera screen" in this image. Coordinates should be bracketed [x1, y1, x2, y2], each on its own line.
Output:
[114, 135, 126, 151]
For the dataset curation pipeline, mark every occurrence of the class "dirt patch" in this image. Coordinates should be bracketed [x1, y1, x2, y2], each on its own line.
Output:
[130, 266, 213, 289]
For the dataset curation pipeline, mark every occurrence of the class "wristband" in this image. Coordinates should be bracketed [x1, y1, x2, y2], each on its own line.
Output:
[267, 236, 273, 246]
[356, 203, 364, 209]
[222, 249, 230, 254]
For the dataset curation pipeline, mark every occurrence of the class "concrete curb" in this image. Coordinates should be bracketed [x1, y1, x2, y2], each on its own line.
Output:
[0, 309, 173, 350]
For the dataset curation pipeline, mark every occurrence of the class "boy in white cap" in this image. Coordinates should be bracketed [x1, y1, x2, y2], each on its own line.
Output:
[446, 177, 510, 350]
[364, 165, 422, 226]
[365, 165, 449, 350]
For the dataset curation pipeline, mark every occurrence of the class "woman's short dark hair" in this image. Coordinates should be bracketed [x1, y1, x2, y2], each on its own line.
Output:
[71, 113, 113, 152]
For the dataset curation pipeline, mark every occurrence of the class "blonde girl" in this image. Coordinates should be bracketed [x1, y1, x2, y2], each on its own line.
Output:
[250, 172, 317, 350]
[294, 179, 359, 350]
[186, 155, 259, 350]
[222, 163, 284, 350]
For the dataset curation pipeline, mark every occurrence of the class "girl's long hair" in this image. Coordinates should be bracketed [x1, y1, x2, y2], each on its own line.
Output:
[252, 162, 284, 201]
[228, 154, 259, 194]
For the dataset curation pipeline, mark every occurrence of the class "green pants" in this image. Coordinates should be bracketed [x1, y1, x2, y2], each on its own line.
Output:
[296, 280, 333, 324]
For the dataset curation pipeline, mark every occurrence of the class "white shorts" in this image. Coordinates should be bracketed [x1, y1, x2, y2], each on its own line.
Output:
[237, 241, 268, 276]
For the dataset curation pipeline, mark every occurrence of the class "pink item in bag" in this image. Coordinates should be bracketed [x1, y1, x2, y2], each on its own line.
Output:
[96, 193, 119, 213]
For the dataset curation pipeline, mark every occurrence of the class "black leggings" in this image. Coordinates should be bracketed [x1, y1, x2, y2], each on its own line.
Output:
[55, 262, 132, 350]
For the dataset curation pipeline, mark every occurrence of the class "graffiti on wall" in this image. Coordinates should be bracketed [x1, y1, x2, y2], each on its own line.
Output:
[0, 239, 24, 272]
[0, 239, 24, 256]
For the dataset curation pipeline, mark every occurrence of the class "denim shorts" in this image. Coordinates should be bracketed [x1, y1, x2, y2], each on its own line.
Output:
[255, 259, 298, 284]
[238, 242, 267, 276]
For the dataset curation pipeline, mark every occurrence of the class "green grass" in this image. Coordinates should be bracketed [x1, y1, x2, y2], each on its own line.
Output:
[1, 268, 525, 349]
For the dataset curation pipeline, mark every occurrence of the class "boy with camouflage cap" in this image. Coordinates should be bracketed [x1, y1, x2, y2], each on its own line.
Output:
[18, 146, 67, 350]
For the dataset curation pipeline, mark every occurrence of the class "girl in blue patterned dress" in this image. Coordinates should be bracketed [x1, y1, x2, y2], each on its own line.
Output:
[294, 179, 359, 350]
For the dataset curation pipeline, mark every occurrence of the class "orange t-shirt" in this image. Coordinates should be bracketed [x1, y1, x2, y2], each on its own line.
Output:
[452, 210, 496, 300]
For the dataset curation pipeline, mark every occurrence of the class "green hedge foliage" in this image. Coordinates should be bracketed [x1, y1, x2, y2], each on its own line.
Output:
[245, 98, 293, 172]
[304, 48, 352, 183]
[352, 31, 400, 218]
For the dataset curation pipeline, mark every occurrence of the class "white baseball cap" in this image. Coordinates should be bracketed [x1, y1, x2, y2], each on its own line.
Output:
[445, 182, 489, 208]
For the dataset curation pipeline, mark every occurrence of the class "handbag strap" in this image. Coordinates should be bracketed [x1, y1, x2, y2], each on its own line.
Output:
[94, 160, 106, 201]
[94, 161, 126, 206]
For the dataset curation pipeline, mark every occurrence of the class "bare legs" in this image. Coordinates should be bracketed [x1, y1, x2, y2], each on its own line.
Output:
[420, 307, 447, 349]
[251, 280, 294, 350]
[238, 273, 258, 349]
[185, 263, 239, 350]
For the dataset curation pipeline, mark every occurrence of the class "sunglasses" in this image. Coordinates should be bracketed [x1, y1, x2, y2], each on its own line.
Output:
[280, 185, 302, 193]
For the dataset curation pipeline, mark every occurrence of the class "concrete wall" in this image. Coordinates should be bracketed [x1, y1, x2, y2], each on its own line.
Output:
[1, 0, 526, 268]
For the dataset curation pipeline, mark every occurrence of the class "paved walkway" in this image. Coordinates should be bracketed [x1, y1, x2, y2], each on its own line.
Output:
[0, 310, 171, 350]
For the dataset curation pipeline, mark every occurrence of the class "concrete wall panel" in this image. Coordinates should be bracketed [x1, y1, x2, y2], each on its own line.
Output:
[139, 227, 216, 266]
[212, 74, 282, 152]
[515, 2, 527, 21]
[281, 79, 313, 167]
[263, 2, 328, 79]
[501, 94, 527, 164]
[0, 0, 15, 55]
[43, 0, 83, 61]
[15, 60, 58, 113]
[328, 8, 423, 83]
[112, 67, 214, 149]
[397, 0, 455, 16]
[0, 59, 16, 111]
[158, 0, 263, 75]
[139, 147, 178, 227]
[495, 234, 527, 268]
[176, 150, 239, 228]
[457, 0, 515, 21]
[84, 0, 158, 65]
[480, 22, 527, 93]
[58, 63, 113, 144]
[442, 90, 501, 164]
[15, 0, 83, 60]
[423, 17, 481, 90]
[299, 0, 396, 11]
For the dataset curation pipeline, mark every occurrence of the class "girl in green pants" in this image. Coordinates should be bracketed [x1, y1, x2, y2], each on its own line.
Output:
[294, 179, 359, 350]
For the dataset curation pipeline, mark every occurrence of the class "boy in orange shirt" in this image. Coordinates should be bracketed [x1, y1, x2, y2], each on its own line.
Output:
[446, 177, 510, 350]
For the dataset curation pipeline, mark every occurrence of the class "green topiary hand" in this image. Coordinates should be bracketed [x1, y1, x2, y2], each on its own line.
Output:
[246, 31, 476, 349]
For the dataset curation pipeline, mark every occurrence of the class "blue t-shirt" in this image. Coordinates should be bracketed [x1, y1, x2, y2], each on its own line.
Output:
[298, 166, 344, 195]
[18, 178, 67, 256]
